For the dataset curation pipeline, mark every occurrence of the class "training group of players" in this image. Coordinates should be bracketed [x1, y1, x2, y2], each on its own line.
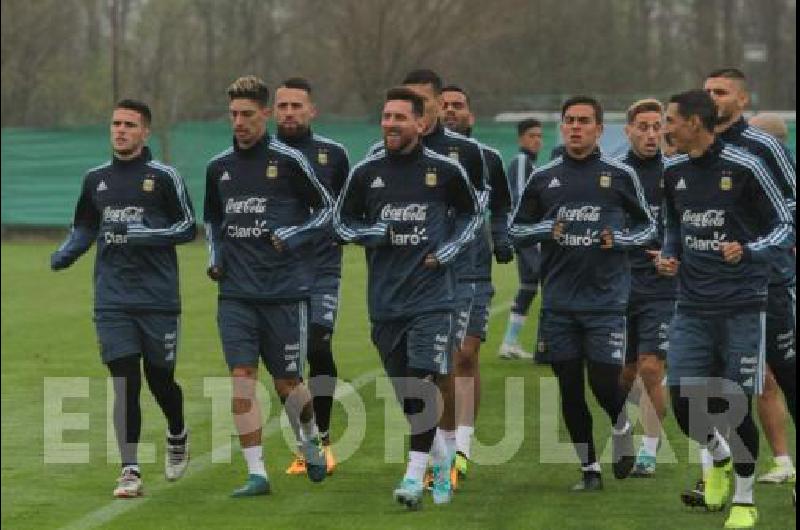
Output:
[50, 66, 795, 528]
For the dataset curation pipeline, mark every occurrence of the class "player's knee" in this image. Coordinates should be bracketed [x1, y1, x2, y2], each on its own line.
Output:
[759, 368, 779, 398]
[638, 356, 664, 387]
[273, 378, 301, 400]
[620, 363, 638, 389]
[231, 397, 254, 415]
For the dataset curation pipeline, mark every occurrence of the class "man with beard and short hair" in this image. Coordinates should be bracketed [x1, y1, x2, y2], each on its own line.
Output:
[440, 84, 513, 479]
[274, 77, 350, 477]
[335, 87, 480, 509]
[704, 68, 797, 488]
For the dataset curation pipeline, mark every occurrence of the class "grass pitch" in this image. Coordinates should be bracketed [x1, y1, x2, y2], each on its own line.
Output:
[1, 241, 795, 529]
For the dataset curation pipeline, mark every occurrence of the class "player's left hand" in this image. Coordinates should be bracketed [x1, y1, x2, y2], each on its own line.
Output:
[720, 241, 743, 264]
[423, 254, 440, 269]
[599, 228, 614, 250]
[494, 244, 514, 264]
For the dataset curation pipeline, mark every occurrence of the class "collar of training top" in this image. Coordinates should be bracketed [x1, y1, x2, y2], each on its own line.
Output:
[112, 145, 152, 167]
[232, 131, 271, 154]
[689, 137, 725, 165]
[626, 149, 662, 168]
[718, 116, 748, 142]
[276, 126, 313, 146]
[562, 146, 601, 165]
[520, 148, 539, 161]
[385, 140, 424, 162]
[424, 120, 445, 139]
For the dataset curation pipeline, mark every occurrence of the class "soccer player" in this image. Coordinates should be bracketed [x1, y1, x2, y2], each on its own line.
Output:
[50, 99, 195, 497]
[705, 69, 797, 486]
[204, 76, 333, 496]
[618, 99, 675, 477]
[499, 118, 545, 359]
[335, 87, 480, 509]
[440, 84, 513, 478]
[660, 89, 793, 529]
[273, 77, 350, 476]
[510, 96, 656, 492]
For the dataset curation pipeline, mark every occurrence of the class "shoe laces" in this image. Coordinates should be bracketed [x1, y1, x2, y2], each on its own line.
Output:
[167, 443, 186, 465]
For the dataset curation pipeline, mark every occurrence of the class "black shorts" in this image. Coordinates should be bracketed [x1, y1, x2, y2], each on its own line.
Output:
[536, 310, 627, 365]
[766, 284, 796, 369]
[625, 299, 675, 363]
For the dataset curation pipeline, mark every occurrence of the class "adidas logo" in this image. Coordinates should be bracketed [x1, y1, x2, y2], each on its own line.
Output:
[611, 349, 622, 359]
[286, 361, 297, 372]
[220, 171, 231, 181]
[97, 180, 108, 192]
[370, 176, 385, 189]
[323, 311, 334, 322]
[548, 177, 561, 189]
[676, 178, 687, 190]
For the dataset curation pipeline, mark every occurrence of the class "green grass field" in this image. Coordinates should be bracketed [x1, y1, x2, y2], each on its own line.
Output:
[1, 241, 795, 529]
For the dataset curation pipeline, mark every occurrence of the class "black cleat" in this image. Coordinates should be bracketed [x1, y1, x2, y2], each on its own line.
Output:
[571, 471, 604, 492]
[612, 426, 635, 479]
[680, 479, 707, 509]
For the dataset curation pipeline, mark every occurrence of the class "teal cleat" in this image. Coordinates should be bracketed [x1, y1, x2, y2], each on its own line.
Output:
[630, 448, 656, 478]
[302, 436, 327, 483]
[431, 464, 453, 505]
[231, 474, 271, 497]
[393, 478, 424, 510]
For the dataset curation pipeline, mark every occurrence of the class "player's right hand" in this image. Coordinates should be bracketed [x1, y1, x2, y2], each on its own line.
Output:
[552, 221, 566, 242]
[50, 252, 70, 271]
[207, 265, 224, 281]
[656, 255, 679, 277]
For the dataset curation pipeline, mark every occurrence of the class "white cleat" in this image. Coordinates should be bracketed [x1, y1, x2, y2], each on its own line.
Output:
[757, 462, 795, 484]
[165, 430, 189, 481]
[113, 467, 143, 498]
[498, 343, 533, 360]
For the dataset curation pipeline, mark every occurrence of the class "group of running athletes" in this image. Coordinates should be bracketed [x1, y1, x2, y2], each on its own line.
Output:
[51, 66, 795, 529]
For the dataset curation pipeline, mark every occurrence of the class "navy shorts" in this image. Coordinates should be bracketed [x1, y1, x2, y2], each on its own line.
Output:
[453, 283, 475, 349]
[310, 274, 341, 330]
[535, 310, 626, 365]
[371, 312, 455, 378]
[766, 284, 796, 368]
[515, 244, 541, 288]
[667, 310, 766, 395]
[467, 281, 494, 342]
[94, 310, 179, 368]
[217, 299, 308, 378]
[625, 299, 675, 363]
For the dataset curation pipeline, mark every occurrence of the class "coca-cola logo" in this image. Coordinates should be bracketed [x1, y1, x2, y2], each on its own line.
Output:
[103, 206, 144, 223]
[682, 209, 725, 227]
[557, 206, 601, 222]
[380, 203, 428, 222]
[226, 197, 268, 214]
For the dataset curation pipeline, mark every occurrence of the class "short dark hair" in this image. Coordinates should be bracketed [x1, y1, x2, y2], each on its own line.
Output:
[517, 118, 542, 136]
[227, 75, 270, 106]
[626, 98, 663, 124]
[669, 89, 718, 133]
[561, 96, 603, 124]
[442, 84, 471, 106]
[706, 67, 747, 81]
[114, 99, 152, 126]
[402, 69, 443, 94]
[385, 87, 424, 117]
[280, 77, 312, 95]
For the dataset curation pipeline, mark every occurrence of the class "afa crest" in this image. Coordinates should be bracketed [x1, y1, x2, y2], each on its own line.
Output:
[720, 175, 732, 191]
[266, 162, 278, 179]
[425, 168, 438, 187]
[142, 176, 155, 192]
[599, 174, 612, 188]
[317, 149, 329, 166]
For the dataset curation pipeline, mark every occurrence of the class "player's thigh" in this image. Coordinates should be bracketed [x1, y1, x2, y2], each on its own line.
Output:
[259, 301, 308, 380]
[93, 310, 141, 365]
[407, 312, 455, 377]
[666, 311, 717, 387]
[536, 310, 581, 364]
[136, 312, 180, 369]
[217, 299, 261, 370]
[580, 312, 626, 365]
[723, 311, 766, 395]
